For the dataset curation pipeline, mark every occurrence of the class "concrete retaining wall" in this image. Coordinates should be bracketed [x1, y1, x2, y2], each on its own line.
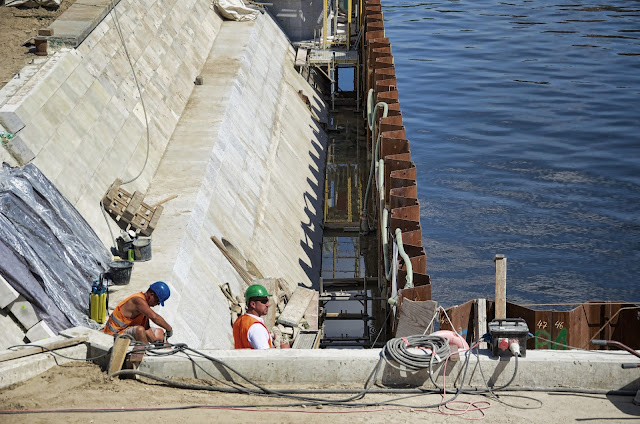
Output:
[0, 0, 223, 241]
[0, 0, 327, 349]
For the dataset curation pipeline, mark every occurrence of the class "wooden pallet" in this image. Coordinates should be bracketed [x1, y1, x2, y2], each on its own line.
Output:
[102, 179, 163, 236]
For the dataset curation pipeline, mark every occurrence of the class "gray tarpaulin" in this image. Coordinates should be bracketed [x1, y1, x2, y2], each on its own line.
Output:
[0, 163, 110, 332]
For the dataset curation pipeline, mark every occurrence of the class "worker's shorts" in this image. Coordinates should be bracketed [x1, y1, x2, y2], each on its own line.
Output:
[122, 326, 140, 337]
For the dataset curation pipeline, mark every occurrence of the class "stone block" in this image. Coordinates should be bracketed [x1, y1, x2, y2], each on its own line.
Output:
[0, 341, 86, 390]
[8, 296, 40, 330]
[38, 28, 54, 37]
[25, 320, 56, 342]
[0, 274, 20, 309]
[0, 109, 25, 134]
[0, 309, 25, 350]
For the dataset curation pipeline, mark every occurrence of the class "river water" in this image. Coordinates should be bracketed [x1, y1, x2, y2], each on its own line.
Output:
[382, 1, 640, 308]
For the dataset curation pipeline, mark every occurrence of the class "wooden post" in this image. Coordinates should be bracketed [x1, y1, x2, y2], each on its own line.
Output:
[108, 336, 131, 376]
[494, 254, 506, 319]
[475, 298, 487, 349]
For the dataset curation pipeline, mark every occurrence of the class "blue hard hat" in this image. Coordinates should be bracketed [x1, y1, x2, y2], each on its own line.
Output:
[149, 281, 170, 306]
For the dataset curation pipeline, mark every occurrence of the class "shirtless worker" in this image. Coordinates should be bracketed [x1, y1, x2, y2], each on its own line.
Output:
[233, 284, 289, 349]
[103, 281, 173, 344]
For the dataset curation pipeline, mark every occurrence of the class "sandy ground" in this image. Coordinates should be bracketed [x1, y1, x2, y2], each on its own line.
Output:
[0, 0, 76, 89]
[0, 362, 638, 423]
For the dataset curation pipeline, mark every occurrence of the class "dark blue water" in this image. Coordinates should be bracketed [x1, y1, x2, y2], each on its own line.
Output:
[383, 1, 640, 308]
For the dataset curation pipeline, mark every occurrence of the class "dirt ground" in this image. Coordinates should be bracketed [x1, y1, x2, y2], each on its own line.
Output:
[0, 362, 638, 423]
[0, 0, 76, 89]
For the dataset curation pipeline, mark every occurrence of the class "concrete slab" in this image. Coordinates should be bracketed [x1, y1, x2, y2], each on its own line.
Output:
[0, 274, 19, 309]
[0, 310, 25, 351]
[0, 338, 87, 389]
[59, 326, 115, 369]
[139, 348, 640, 392]
[25, 320, 56, 342]
[49, 0, 122, 48]
[8, 296, 39, 331]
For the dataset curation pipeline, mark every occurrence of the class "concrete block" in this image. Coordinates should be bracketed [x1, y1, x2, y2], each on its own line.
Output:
[0, 341, 86, 390]
[59, 326, 113, 369]
[25, 320, 56, 342]
[8, 296, 40, 330]
[0, 309, 25, 350]
[38, 28, 54, 37]
[0, 274, 20, 309]
[6, 128, 38, 163]
[0, 109, 25, 134]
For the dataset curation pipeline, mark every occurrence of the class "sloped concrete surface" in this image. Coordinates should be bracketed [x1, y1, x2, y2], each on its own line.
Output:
[0, 0, 224, 242]
[111, 13, 327, 349]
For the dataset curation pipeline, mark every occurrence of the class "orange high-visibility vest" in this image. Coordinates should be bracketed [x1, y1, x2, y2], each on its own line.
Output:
[103, 292, 149, 335]
[233, 314, 273, 349]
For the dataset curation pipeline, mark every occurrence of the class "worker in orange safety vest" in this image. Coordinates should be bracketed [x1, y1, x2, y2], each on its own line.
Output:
[233, 284, 289, 349]
[103, 281, 173, 344]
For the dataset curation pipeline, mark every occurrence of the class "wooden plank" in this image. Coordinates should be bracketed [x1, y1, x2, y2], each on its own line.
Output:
[124, 191, 144, 220]
[0, 336, 88, 363]
[108, 336, 131, 375]
[321, 278, 378, 290]
[303, 291, 319, 330]
[151, 195, 178, 208]
[211, 236, 252, 284]
[295, 48, 308, 67]
[475, 298, 487, 349]
[322, 222, 361, 232]
[277, 286, 316, 327]
[395, 299, 437, 338]
[494, 254, 507, 319]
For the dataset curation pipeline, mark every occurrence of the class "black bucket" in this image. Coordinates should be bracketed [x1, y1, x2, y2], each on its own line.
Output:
[108, 261, 134, 285]
[133, 238, 152, 261]
[116, 236, 134, 259]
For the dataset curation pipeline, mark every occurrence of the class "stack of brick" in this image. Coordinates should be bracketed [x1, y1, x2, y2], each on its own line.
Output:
[0, 274, 55, 350]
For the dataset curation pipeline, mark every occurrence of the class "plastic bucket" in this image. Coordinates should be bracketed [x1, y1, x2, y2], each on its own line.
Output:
[116, 237, 134, 259]
[108, 261, 134, 285]
[133, 238, 152, 261]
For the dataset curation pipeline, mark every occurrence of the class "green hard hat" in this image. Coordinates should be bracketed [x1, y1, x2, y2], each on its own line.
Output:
[245, 284, 272, 303]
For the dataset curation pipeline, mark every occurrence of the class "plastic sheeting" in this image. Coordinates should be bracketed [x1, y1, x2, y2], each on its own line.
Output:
[215, 0, 259, 21]
[0, 163, 111, 333]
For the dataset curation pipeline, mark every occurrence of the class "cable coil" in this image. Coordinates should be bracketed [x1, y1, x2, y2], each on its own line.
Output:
[381, 335, 451, 372]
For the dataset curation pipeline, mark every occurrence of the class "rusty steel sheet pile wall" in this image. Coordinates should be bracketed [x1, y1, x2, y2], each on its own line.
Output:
[364, 0, 430, 300]
[441, 300, 640, 350]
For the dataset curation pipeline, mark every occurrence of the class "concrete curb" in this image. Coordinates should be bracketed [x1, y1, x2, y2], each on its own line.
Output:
[0, 337, 87, 390]
[138, 347, 640, 391]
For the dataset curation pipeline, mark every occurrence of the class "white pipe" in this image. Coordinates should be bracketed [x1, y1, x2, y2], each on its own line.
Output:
[395, 228, 413, 289]
[382, 208, 390, 281]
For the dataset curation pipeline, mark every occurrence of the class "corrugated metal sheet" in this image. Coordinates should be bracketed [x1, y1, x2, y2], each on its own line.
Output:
[364, 0, 431, 300]
[443, 301, 640, 350]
